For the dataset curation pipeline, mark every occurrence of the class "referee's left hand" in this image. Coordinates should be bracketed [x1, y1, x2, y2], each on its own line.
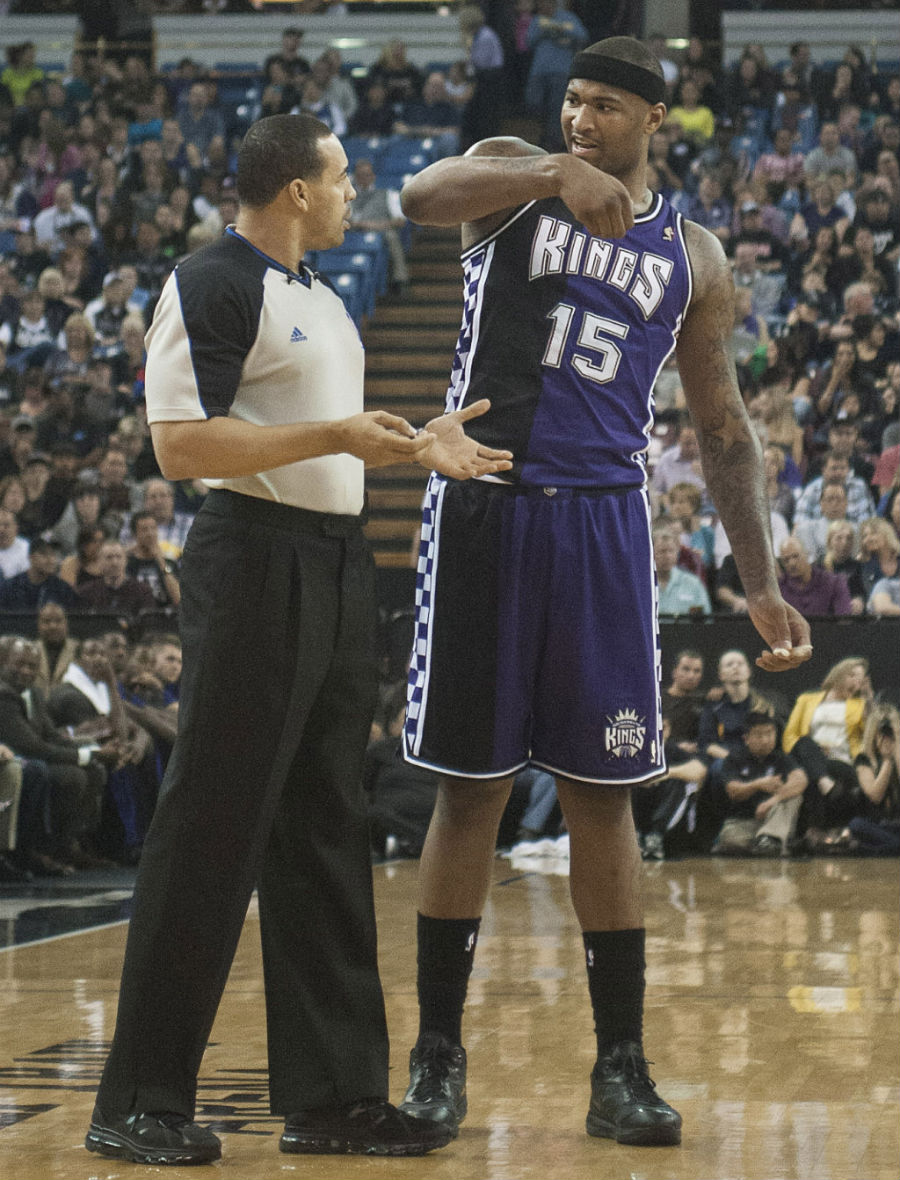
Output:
[420, 400, 513, 479]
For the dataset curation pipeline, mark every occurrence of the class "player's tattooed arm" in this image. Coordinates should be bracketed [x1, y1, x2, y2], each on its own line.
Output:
[677, 222, 812, 669]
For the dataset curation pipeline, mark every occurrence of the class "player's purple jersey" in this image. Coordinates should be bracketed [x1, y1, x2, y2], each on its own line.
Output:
[445, 192, 692, 487]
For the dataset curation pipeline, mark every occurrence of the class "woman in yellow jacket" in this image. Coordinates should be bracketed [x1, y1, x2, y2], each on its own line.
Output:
[784, 657, 871, 849]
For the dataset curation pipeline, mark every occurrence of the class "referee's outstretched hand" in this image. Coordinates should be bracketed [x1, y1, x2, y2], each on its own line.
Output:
[341, 410, 436, 467]
[420, 399, 514, 480]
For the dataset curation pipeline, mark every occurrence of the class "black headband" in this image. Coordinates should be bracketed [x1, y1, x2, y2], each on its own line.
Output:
[568, 53, 666, 105]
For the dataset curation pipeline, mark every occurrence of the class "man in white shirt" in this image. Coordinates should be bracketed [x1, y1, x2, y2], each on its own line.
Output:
[0, 508, 29, 581]
[32, 181, 97, 255]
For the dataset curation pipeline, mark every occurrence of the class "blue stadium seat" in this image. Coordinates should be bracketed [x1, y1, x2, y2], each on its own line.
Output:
[325, 272, 365, 325]
[312, 253, 377, 320]
[340, 231, 389, 297]
[342, 136, 389, 171]
[378, 136, 434, 175]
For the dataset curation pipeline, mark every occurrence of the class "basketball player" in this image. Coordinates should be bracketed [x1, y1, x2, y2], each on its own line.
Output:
[397, 38, 812, 1147]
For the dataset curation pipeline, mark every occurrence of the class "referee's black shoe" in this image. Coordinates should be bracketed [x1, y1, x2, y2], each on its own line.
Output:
[85, 1108, 222, 1164]
[399, 1033, 467, 1137]
[279, 1099, 452, 1156]
[586, 1041, 682, 1146]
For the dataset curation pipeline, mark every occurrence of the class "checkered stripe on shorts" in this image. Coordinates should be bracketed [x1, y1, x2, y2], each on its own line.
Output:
[405, 471, 446, 736]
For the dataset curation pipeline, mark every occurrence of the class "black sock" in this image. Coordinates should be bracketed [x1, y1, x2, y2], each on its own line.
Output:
[583, 928, 646, 1057]
[416, 913, 481, 1047]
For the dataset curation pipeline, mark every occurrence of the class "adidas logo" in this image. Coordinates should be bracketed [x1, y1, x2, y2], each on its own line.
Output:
[290, 326, 308, 342]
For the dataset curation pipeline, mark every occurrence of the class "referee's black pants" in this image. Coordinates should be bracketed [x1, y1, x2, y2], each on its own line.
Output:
[95, 490, 389, 1118]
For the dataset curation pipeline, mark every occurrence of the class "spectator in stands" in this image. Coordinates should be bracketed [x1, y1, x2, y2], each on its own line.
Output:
[15, 451, 53, 538]
[458, 4, 506, 149]
[367, 39, 423, 108]
[790, 176, 851, 254]
[293, 76, 346, 138]
[731, 240, 785, 323]
[733, 199, 791, 272]
[33, 600, 79, 692]
[2, 42, 44, 111]
[140, 477, 193, 557]
[807, 416, 874, 484]
[42, 311, 96, 391]
[661, 649, 706, 754]
[845, 706, 900, 855]
[632, 716, 707, 861]
[33, 382, 105, 470]
[777, 535, 852, 617]
[859, 516, 900, 598]
[0, 288, 61, 371]
[795, 451, 876, 526]
[666, 480, 715, 574]
[668, 78, 715, 147]
[763, 442, 797, 528]
[783, 656, 870, 845]
[753, 127, 805, 189]
[312, 51, 359, 125]
[793, 481, 851, 563]
[0, 636, 116, 873]
[33, 180, 96, 256]
[653, 523, 711, 617]
[84, 272, 132, 345]
[126, 511, 180, 609]
[712, 711, 807, 857]
[0, 506, 29, 581]
[747, 380, 804, 470]
[58, 524, 106, 591]
[829, 225, 897, 304]
[263, 27, 310, 86]
[650, 419, 707, 510]
[0, 537, 81, 612]
[347, 80, 396, 139]
[122, 218, 173, 302]
[804, 121, 857, 184]
[78, 538, 155, 624]
[698, 649, 774, 763]
[821, 520, 865, 614]
[523, 0, 588, 151]
[349, 159, 410, 296]
[47, 636, 158, 862]
[682, 171, 732, 243]
[176, 82, 226, 169]
[394, 71, 461, 160]
[869, 572, 900, 616]
[95, 445, 137, 537]
[0, 415, 36, 480]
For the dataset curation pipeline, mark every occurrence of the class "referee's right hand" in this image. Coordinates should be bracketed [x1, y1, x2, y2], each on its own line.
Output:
[339, 411, 435, 468]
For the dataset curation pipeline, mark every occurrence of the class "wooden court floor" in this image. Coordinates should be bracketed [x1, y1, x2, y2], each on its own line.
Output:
[0, 854, 897, 1180]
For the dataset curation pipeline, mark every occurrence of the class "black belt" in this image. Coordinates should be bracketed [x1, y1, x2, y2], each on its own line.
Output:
[202, 488, 367, 536]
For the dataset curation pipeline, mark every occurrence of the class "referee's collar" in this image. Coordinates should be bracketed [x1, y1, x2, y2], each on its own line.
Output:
[225, 226, 310, 285]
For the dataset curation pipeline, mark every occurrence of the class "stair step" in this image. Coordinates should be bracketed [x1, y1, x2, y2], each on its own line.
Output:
[367, 485, 428, 510]
[366, 350, 453, 373]
[411, 259, 462, 281]
[375, 303, 462, 325]
[364, 325, 459, 350]
[365, 374, 449, 396]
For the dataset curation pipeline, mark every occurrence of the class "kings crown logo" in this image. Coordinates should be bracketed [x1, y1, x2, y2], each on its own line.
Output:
[605, 708, 646, 758]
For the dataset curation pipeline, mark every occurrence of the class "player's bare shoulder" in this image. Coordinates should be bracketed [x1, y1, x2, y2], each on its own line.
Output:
[680, 217, 734, 307]
[461, 137, 547, 248]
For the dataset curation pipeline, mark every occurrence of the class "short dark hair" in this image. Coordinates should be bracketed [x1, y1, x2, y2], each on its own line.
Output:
[745, 711, 777, 731]
[674, 648, 704, 665]
[236, 114, 333, 208]
[131, 509, 156, 532]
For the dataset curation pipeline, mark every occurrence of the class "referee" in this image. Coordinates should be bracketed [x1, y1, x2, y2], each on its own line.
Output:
[85, 113, 511, 1166]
